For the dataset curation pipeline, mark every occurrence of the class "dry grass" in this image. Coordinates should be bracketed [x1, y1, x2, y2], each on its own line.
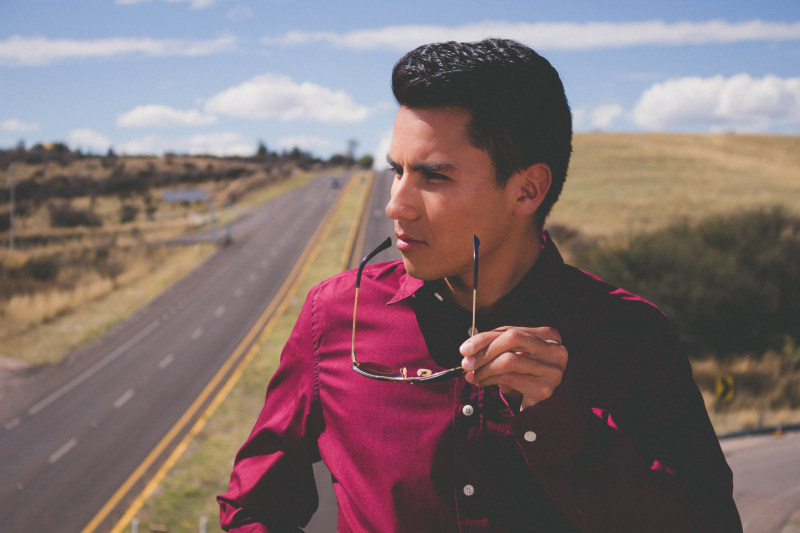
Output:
[551, 133, 800, 246]
[693, 346, 800, 434]
[0, 244, 214, 366]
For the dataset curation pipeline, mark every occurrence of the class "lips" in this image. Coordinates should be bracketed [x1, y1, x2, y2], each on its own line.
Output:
[395, 231, 426, 251]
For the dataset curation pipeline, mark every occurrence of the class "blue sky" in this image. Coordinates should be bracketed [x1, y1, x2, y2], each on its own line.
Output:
[1, 1, 798, 162]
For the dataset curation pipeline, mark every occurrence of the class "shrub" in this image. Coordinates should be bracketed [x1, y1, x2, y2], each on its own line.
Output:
[24, 256, 59, 281]
[48, 202, 102, 228]
[575, 207, 800, 358]
[119, 203, 140, 223]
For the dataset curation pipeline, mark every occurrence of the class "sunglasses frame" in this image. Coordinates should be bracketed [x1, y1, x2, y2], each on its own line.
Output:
[350, 235, 479, 383]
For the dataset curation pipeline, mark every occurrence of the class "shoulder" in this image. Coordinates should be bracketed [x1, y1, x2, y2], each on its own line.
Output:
[556, 262, 673, 332]
[310, 259, 408, 305]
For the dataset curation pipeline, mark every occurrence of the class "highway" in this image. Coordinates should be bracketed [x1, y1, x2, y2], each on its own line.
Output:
[0, 171, 351, 532]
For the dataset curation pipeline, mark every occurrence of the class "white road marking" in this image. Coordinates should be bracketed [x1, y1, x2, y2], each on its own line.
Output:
[260, 259, 268, 268]
[215, 305, 226, 317]
[191, 327, 204, 341]
[49, 438, 77, 464]
[4, 417, 21, 430]
[158, 353, 175, 369]
[234, 287, 243, 297]
[113, 388, 135, 409]
[248, 272, 257, 282]
[28, 320, 161, 416]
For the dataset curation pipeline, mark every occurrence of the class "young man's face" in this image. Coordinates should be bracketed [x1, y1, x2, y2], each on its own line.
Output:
[386, 106, 521, 283]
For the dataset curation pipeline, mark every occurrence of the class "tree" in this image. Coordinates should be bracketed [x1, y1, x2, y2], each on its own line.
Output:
[256, 140, 268, 159]
[356, 155, 374, 169]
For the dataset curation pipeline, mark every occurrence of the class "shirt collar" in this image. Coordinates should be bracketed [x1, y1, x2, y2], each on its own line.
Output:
[386, 230, 565, 307]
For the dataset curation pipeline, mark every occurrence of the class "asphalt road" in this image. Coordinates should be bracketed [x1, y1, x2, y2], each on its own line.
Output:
[722, 431, 800, 532]
[0, 171, 350, 532]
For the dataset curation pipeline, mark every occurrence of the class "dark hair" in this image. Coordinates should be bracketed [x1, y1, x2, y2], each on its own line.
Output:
[391, 38, 572, 227]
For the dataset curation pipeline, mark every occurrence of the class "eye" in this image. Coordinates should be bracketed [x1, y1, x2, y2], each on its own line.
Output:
[422, 170, 451, 182]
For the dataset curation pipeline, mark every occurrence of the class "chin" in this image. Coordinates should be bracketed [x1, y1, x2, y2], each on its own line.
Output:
[400, 256, 441, 281]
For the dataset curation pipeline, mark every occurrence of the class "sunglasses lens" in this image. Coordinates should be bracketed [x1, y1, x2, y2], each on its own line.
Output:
[357, 361, 399, 377]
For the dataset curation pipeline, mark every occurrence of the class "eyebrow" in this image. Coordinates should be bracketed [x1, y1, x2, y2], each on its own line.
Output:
[386, 155, 459, 173]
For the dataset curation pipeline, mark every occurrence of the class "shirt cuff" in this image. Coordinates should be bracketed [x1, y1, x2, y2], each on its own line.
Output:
[510, 386, 595, 466]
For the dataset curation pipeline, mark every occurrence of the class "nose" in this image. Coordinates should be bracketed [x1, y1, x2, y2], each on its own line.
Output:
[385, 171, 419, 222]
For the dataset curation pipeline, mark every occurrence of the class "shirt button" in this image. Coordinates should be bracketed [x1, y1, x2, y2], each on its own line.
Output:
[461, 405, 474, 416]
[524, 431, 537, 442]
[463, 484, 475, 497]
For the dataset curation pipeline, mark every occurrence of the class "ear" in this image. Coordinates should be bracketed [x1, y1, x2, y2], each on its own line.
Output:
[510, 163, 551, 217]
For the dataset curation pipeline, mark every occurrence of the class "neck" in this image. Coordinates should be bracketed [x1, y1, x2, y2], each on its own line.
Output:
[444, 230, 542, 310]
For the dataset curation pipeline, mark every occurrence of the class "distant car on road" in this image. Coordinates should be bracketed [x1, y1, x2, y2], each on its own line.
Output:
[329, 177, 341, 189]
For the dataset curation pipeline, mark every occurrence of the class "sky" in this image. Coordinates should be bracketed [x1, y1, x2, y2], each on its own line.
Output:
[1, 1, 799, 164]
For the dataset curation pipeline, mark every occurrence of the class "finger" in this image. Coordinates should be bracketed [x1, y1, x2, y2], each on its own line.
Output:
[459, 326, 561, 358]
[468, 328, 566, 372]
[471, 350, 564, 384]
[459, 329, 504, 357]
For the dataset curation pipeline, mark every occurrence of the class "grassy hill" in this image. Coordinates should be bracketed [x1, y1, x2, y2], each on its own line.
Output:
[551, 133, 800, 252]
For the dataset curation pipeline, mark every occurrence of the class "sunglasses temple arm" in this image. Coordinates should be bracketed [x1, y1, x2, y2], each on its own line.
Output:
[471, 235, 480, 337]
[353, 237, 392, 364]
[351, 286, 359, 364]
[356, 237, 392, 288]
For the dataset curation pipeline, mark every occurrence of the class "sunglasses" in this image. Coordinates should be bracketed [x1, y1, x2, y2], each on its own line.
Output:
[351, 235, 480, 383]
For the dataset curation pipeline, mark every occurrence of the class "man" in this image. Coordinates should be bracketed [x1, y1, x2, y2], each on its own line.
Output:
[219, 38, 742, 532]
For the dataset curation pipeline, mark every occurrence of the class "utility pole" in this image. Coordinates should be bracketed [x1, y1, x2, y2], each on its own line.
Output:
[8, 164, 15, 250]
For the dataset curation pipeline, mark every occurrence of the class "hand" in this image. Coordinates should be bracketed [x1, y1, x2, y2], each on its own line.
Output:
[459, 326, 567, 410]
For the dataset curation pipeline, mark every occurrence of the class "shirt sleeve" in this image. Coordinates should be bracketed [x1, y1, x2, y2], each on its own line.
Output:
[217, 287, 323, 532]
[510, 312, 742, 533]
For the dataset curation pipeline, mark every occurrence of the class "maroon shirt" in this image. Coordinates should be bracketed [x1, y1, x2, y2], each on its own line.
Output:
[218, 234, 741, 532]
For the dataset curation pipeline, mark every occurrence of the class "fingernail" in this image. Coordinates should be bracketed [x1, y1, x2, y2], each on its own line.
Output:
[461, 358, 474, 371]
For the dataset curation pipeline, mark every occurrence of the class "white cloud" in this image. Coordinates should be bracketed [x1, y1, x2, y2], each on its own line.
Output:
[1, 118, 39, 132]
[165, 0, 222, 9]
[0, 35, 237, 66]
[117, 132, 253, 156]
[264, 20, 800, 52]
[67, 129, 112, 153]
[117, 0, 222, 7]
[204, 74, 373, 124]
[631, 74, 800, 132]
[590, 104, 624, 129]
[571, 107, 588, 131]
[372, 129, 393, 170]
[117, 104, 217, 128]
[226, 5, 254, 20]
